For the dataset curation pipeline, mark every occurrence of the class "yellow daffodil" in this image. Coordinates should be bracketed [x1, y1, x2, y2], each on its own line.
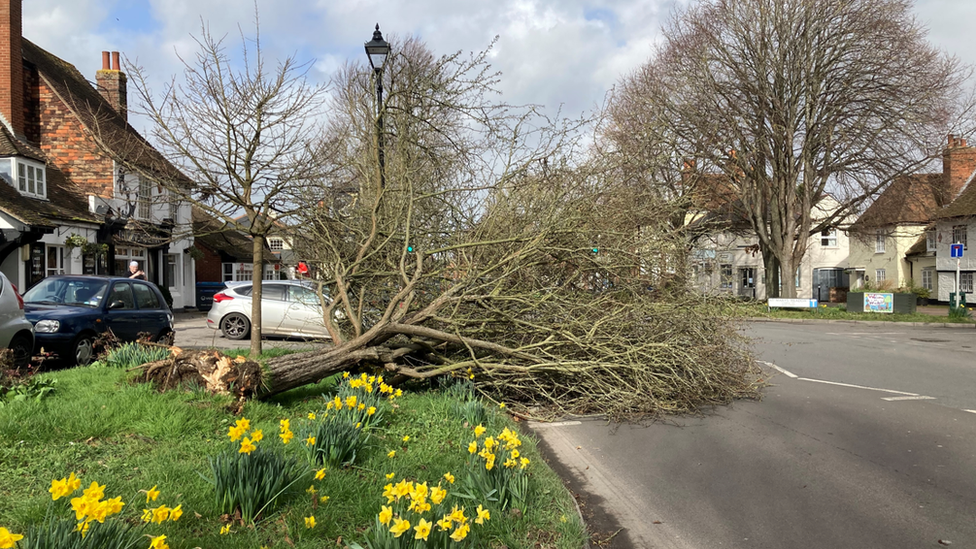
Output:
[393, 480, 411, 500]
[169, 504, 182, 522]
[306, 485, 317, 495]
[402, 435, 410, 442]
[251, 429, 263, 442]
[386, 472, 396, 480]
[510, 449, 520, 459]
[74, 521, 90, 537]
[105, 496, 124, 516]
[499, 402, 506, 409]
[49, 477, 71, 501]
[358, 403, 366, 411]
[436, 515, 453, 531]
[306, 436, 316, 446]
[483, 437, 496, 451]
[379, 505, 393, 525]
[236, 417, 250, 431]
[394, 389, 403, 397]
[414, 518, 433, 541]
[308, 412, 316, 420]
[390, 517, 410, 538]
[280, 418, 290, 430]
[475, 505, 490, 525]
[0, 527, 24, 548]
[145, 485, 161, 504]
[387, 450, 396, 458]
[411, 482, 429, 501]
[367, 406, 377, 416]
[444, 472, 455, 484]
[228, 424, 246, 441]
[356, 422, 362, 429]
[280, 429, 294, 444]
[365, 383, 373, 393]
[520, 457, 531, 469]
[320, 495, 330, 504]
[141, 509, 153, 523]
[151, 505, 170, 524]
[82, 481, 105, 501]
[346, 395, 357, 408]
[449, 505, 467, 524]
[219, 524, 231, 535]
[343, 371, 350, 378]
[305, 515, 316, 529]
[431, 486, 447, 505]
[383, 483, 396, 503]
[485, 454, 496, 471]
[450, 522, 470, 542]
[239, 437, 256, 454]
[149, 534, 169, 549]
[474, 424, 486, 438]
[67, 472, 81, 492]
[315, 468, 326, 480]
[468, 441, 478, 454]
[333, 396, 343, 409]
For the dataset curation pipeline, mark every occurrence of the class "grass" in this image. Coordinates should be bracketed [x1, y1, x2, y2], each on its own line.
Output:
[728, 301, 976, 324]
[0, 353, 586, 548]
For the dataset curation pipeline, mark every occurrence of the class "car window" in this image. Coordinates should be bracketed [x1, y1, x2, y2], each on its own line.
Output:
[288, 285, 320, 306]
[24, 278, 107, 307]
[262, 285, 286, 301]
[234, 285, 252, 296]
[108, 282, 135, 309]
[133, 283, 160, 309]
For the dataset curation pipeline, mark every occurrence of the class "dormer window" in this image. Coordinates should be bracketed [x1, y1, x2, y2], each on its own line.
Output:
[0, 158, 47, 199]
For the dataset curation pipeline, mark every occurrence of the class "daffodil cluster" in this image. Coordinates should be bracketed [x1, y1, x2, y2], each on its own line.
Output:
[464, 425, 532, 510]
[370, 474, 489, 546]
[468, 426, 528, 471]
[227, 417, 264, 454]
[53, 477, 125, 537]
[139, 484, 183, 526]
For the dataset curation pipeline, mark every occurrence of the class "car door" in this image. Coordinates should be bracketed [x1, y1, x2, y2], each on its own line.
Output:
[283, 285, 329, 337]
[258, 284, 289, 336]
[103, 281, 141, 341]
[132, 282, 170, 338]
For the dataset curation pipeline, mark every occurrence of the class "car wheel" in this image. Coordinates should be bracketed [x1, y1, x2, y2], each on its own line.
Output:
[221, 313, 251, 340]
[156, 329, 175, 346]
[8, 333, 32, 369]
[71, 332, 96, 367]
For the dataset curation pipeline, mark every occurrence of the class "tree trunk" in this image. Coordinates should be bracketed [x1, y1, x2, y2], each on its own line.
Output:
[250, 235, 265, 358]
[762, 247, 780, 299]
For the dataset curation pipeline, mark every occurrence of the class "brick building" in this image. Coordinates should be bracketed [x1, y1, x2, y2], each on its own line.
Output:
[0, 0, 196, 307]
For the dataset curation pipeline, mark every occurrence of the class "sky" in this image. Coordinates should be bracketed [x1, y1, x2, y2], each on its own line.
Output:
[20, 0, 976, 138]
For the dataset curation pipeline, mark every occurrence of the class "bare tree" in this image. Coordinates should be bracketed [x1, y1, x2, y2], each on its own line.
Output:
[142, 37, 758, 419]
[123, 17, 326, 356]
[618, 0, 972, 297]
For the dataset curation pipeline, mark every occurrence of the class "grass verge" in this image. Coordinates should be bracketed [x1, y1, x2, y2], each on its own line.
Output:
[0, 353, 586, 548]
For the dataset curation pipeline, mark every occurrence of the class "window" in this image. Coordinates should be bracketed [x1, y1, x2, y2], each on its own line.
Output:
[953, 225, 968, 250]
[108, 283, 135, 309]
[268, 237, 284, 252]
[168, 191, 179, 221]
[962, 272, 974, 294]
[165, 254, 180, 288]
[138, 178, 151, 220]
[46, 245, 65, 277]
[922, 269, 933, 291]
[3, 159, 47, 199]
[875, 233, 886, 253]
[875, 269, 886, 282]
[133, 283, 161, 309]
[289, 285, 319, 305]
[223, 262, 254, 282]
[720, 264, 733, 289]
[820, 229, 837, 247]
[114, 247, 147, 278]
[926, 231, 937, 252]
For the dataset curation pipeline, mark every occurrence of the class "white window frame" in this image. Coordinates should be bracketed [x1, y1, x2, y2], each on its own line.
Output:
[926, 231, 937, 252]
[875, 233, 886, 254]
[46, 245, 65, 277]
[719, 264, 733, 289]
[165, 253, 181, 288]
[137, 178, 152, 220]
[223, 262, 254, 282]
[820, 229, 837, 248]
[953, 225, 968, 250]
[115, 247, 147, 277]
[4, 158, 47, 199]
[921, 269, 933, 291]
[961, 272, 974, 294]
[268, 237, 284, 252]
[875, 269, 886, 282]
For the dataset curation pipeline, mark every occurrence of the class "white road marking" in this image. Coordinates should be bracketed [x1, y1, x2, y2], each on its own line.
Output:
[527, 421, 582, 428]
[796, 377, 919, 396]
[881, 396, 936, 401]
[758, 360, 797, 378]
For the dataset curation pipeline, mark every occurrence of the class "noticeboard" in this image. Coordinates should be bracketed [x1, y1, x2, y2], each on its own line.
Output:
[863, 292, 894, 313]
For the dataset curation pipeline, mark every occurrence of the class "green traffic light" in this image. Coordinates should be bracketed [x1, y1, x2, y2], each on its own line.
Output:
[592, 247, 599, 253]
[407, 246, 414, 252]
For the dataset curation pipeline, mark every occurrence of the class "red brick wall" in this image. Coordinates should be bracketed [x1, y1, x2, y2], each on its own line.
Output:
[0, 0, 24, 134]
[943, 136, 976, 204]
[34, 78, 114, 197]
[195, 243, 224, 282]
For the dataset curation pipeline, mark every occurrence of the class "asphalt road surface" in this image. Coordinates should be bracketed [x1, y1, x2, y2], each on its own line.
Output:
[530, 321, 976, 548]
[172, 310, 328, 351]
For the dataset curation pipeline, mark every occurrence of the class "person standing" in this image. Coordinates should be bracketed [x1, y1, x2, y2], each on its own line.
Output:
[128, 261, 146, 280]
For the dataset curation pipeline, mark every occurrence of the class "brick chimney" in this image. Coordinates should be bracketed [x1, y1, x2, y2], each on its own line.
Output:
[0, 0, 24, 136]
[941, 133, 976, 206]
[96, 50, 127, 121]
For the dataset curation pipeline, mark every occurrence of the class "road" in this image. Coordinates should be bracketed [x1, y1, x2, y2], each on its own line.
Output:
[171, 310, 328, 351]
[531, 322, 976, 548]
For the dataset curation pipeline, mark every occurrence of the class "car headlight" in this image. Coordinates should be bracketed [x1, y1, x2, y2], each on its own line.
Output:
[34, 320, 60, 333]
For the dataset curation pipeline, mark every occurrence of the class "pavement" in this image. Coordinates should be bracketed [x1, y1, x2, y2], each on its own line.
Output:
[171, 308, 328, 351]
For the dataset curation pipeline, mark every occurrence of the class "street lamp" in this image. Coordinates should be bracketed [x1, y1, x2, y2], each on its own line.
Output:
[365, 24, 390, 189]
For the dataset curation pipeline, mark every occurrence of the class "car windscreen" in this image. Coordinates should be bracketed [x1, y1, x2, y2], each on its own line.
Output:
[23, 278, 108, 308]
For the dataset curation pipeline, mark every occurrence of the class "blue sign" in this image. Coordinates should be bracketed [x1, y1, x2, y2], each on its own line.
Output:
[951, 243, 964, 258]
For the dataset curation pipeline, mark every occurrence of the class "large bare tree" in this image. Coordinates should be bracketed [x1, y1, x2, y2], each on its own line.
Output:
[142, 37, 758, 419]
[123, 18, 326, 356]
[615, 0, 972, 297]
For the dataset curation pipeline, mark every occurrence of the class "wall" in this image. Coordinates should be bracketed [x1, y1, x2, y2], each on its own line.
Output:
[935, 218, 976, 301]
[847, 224, 927, 289]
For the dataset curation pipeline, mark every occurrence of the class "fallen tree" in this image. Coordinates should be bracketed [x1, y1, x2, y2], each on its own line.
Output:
[132, 36, 759, 419]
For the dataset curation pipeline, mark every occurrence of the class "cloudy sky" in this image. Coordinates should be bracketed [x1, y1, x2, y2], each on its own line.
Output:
[21, 0, 976, 134]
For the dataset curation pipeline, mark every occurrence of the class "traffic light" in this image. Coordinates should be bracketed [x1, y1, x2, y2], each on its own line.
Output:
[407, 245, 415, 253]
[592, 247, 599, 254]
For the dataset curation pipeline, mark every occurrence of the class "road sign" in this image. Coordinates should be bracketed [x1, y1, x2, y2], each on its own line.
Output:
[951, 243, 964, 258]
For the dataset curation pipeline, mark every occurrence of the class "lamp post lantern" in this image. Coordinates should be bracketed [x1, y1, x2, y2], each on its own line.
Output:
[365, 24, 391, 189]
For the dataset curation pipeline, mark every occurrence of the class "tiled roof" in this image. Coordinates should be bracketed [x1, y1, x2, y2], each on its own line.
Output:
[937, 173, 976, 219]
[193, 207, 277, 262]
[851, 174, 946, 231]
[22, 39, 189, 186]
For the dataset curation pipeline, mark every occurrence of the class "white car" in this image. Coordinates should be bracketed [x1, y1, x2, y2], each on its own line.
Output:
[0, 271, 35, 368]
[206, 280, 334, 340]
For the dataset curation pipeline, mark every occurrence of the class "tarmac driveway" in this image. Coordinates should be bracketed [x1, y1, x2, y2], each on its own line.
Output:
[172, 309, 328, 351]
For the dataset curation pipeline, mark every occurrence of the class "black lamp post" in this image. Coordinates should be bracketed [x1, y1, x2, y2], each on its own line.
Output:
[365, 24, 390, 189]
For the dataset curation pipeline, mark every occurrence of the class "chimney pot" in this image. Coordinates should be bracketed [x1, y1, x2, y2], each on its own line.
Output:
[101, 51, 110, 70]
[962, 138, 968, 148]
[111, 51, 120, 71]
[949, 134, 955, 146]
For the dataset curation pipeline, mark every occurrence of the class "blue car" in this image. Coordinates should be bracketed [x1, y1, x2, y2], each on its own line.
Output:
[23, 275, 174, 366]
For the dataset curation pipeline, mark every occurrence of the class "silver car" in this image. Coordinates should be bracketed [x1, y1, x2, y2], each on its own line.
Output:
[0, 271, 35, 368]
[206, 280, 334, 340]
